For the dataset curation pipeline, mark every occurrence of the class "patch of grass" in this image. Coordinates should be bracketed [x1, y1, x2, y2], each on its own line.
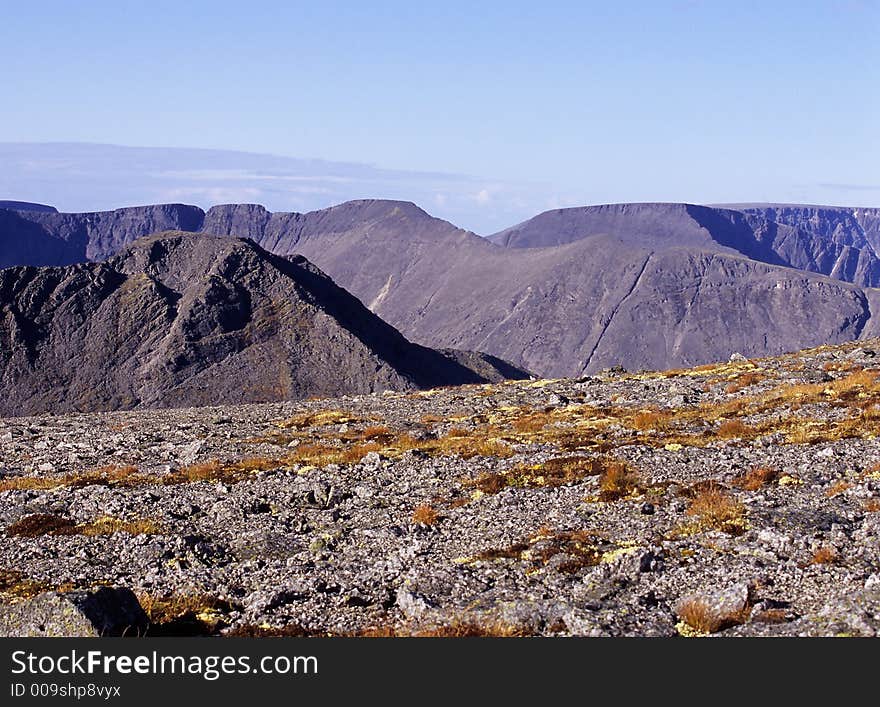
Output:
[676, 598, 749, 634]
[0, 464, 141, 492]
[825, 481, 852, 498]
[5, 513, 77, 537]
[287, 443, 340, 467]
[520, 456, 606, 487]
[732, 466, 779, 491]
[354, 428, 515, 463]
[225, 624, 318, 637]
[359, 425, 394, 441]
[863, 498, 880, 513]
[597, 461, 642, 501]
[751, 608, 790, 625]
[686, 489, 747, 535]
[823, 360, 855, 373]
[511, 411, 553, 434]
[398, 619, 532, 638]
[446, 437, 514, 459]
[469, 471, 508, 494]
[475, 528, 603, 575]
[810, 546, 838, 565]
[483, 457, 611, 496]
[139, 593, 234, 636]
[717, 420, 751, 439]
[468, 456, 607, 496]
[4, 513, 161, 538]
[337, 442, 383, 464]
[631, 410, 673, 431]
[0, 568, 51, 600]
[412, 504, 440, 526]
[724, 372, 764, 394]
[166, 456, 286, 484]
[76, 517, 163, 536]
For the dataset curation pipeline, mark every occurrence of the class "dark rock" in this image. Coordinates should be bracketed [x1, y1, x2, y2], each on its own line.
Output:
[639, 550, 663, 573]
[0, 588, 147, 637]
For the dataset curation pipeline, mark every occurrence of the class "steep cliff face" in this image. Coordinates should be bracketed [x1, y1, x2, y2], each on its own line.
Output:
[735, 205, 880, 287]
[0, 232, 526, 416]
[0, 204, 205, 268]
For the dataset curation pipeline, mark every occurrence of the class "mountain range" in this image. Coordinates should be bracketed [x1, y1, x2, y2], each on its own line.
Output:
[0, 232, 526, 416]
[2, 198, 879, 408]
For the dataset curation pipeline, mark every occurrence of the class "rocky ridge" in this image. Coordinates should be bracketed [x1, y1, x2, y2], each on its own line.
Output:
[0, 231, 527, 416]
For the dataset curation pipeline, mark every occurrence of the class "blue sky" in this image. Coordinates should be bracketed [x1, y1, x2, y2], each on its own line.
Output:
[2, 1, 877, 232]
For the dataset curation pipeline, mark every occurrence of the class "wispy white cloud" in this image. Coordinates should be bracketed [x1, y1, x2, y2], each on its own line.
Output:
[0, 142, 565, 234]
[818, 182, 880, 192]
[159, 186, 266, 203]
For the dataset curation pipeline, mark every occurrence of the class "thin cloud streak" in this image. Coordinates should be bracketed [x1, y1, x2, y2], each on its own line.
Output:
[0, 142, 556, 234]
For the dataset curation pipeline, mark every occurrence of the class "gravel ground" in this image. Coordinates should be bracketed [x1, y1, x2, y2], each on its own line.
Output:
[2, 340, 880, 636]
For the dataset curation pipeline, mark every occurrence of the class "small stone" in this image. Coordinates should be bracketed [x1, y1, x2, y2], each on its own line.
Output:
[640, 502, 655, 515]
[177, 440, 204, 465]
[396, 587, 433, 619]
[729, 352, 747, 362]
[361, 451, 383, 471]
[639, 551, 661, 573]
[344, 593, 371, 608]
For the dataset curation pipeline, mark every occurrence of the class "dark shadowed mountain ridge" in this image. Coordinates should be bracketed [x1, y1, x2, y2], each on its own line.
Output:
[0, 201, 57, 213]
[0, 204, 204, 268]
[0, 231, 527, 416]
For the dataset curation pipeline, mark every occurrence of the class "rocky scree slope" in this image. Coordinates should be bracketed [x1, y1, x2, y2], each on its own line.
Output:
[3, 340, 880, 636]
[0, 231, 526, 416]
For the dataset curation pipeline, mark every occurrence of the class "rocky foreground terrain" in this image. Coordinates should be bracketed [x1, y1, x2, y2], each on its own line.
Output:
[3, 339, 880, 637]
